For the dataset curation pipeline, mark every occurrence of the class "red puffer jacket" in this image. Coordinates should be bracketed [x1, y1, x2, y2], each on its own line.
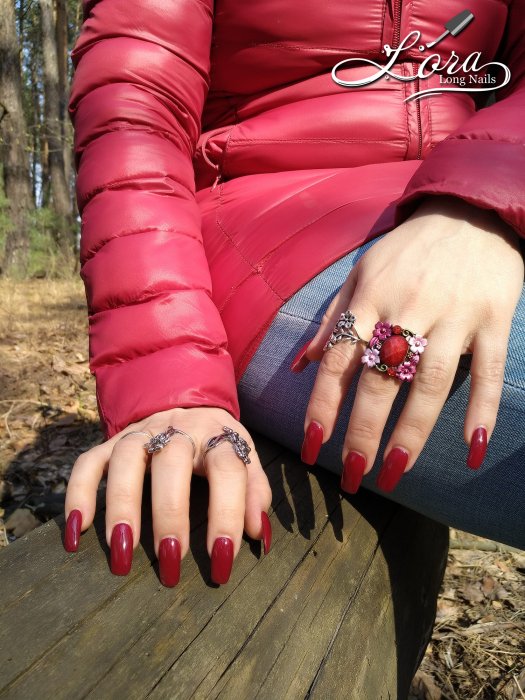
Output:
[69, 0, 525, 440]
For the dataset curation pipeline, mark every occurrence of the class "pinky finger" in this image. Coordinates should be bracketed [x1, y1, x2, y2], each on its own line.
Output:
[64, 445, 109, 551]
[464, 329, 509, 470]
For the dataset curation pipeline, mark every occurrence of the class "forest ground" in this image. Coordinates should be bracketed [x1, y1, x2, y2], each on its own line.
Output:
[0, 278, 523, 699]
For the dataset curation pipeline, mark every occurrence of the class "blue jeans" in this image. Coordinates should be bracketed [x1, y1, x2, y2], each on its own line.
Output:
[237, 236, 525, 550]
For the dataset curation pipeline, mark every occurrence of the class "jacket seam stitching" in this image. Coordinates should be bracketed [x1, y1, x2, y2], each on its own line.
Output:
[214, 170, 345, 308]
[257, 199, 359, 267]
[215, 185, 285, 309]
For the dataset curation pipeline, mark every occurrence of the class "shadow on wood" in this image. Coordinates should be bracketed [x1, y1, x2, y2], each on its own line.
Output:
[0, 431, 448, 699]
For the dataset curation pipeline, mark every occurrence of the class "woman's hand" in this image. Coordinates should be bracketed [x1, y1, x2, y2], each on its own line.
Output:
[292, 195, 524, 492]
[63, 406, 272, 586]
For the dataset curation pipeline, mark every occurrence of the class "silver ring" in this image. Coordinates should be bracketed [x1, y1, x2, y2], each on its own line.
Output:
[118, 430, 154, 442]
[143, 426, 197, 457]
[323, 310, 367, 352]
[203, 426, 251, 465]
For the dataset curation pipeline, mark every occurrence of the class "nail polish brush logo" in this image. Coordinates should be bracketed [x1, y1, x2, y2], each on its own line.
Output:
[426, 9, 474, 49]
[332, 9, 511, 102]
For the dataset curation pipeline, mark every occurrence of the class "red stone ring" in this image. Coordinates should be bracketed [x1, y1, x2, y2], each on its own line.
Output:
[360, 322, 428, 382]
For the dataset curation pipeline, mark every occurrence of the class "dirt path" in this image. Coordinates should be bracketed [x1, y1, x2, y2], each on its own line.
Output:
[1, 279, 523, 699]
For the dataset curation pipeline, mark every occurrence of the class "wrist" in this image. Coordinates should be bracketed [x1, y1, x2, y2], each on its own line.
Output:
[409, 195, 522, 248]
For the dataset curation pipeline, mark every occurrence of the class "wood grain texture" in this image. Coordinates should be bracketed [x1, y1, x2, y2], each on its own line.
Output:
[0, 432, 448, 700]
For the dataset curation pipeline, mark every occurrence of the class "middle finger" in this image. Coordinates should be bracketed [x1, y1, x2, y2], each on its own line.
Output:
[151, 431, 195, 587]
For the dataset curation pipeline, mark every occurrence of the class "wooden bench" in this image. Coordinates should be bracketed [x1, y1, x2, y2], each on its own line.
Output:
[0, 432, 448, 699]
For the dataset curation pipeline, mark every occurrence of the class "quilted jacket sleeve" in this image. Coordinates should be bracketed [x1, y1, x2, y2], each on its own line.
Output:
[392, 0, 525, 239]
[68, 0, 240, 440]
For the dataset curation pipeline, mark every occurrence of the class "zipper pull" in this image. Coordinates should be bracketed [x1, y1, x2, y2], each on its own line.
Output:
[211, 170, 222, 191]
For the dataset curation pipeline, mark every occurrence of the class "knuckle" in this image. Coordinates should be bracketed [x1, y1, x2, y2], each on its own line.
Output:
[472, 357, 506, 385]
[359, 373, 392, 401]
[416, 357, 451, 395]
[321, 345, 352, 376]
[395, 416, 428, 443]
[153, 500, 187, 522]
[208, 447, 248, 475]
[308, 393, 335, 420]
[215, 505, 244, 523]
[347, 418, 379, 444]
[108, 487, 136, 506]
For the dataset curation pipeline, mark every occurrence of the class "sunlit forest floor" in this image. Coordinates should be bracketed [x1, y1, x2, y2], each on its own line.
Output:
[0, 279, 523, 699]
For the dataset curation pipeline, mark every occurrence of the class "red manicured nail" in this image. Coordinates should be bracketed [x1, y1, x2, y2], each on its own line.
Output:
[110, 523, 133, 575]
[159, 537, 181, 587]
[467, 426, 488, 470]
[261, 512, 272, 555]
[376, 447, 409, 492]
[211, 537, 234, 584]
[301, 420, 324, 465]
[290, 340, 312, 373]
[64, 509, 82, 552]
[341, 452, 367, 494]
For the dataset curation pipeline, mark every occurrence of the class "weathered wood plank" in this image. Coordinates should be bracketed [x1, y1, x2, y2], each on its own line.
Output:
[306, 506, 449, 700]
[0, 433, 448, 700]
[0, 435, 285, 692]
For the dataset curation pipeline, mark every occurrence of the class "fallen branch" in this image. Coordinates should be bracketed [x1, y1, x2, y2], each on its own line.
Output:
[449, 539, 524, 555]
[461, 621, 525, 637]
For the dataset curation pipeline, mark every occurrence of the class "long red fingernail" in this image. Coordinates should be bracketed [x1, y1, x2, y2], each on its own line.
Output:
[110, 523, 133, 575]
[341, 452, 366, 494]
[301, 420, 324, 465]
[467, 426, 488, 469]
[290, 340, 311, 373]
[261, 512, 272, 555]
[211, 537, 234, 584]
[376, 447, 409, 492]
[159, 537, 181, 587]
[64, 509, 82, 552]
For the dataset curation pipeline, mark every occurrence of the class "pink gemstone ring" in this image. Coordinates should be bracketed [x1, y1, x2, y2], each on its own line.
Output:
[361, 322, 428, 382]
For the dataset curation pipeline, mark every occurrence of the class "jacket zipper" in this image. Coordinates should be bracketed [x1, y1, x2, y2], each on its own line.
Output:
[415, 72, 423, 159]
[392, 0, 402, 49]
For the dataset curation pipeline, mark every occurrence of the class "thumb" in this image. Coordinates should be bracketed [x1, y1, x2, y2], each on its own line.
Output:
[304, 265, 360, 363]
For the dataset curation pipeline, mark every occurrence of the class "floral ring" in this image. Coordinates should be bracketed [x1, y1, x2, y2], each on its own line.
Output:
[361, 322, 428, 382]
[323, 310, 368, 352]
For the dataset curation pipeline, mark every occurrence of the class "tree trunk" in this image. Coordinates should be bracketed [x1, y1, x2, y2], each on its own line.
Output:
[56, 0, 72, 191]
[0, 0, 33, 276]
[40, 0, 74, 266]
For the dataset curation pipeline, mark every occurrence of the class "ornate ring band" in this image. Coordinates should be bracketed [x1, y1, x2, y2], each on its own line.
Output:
[203, 426, 252, 466]
[143, 426, 197, 456]
[323, 310, 367, 352]
[361, 322, 428, 382]
[118, 430, 154, 443]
